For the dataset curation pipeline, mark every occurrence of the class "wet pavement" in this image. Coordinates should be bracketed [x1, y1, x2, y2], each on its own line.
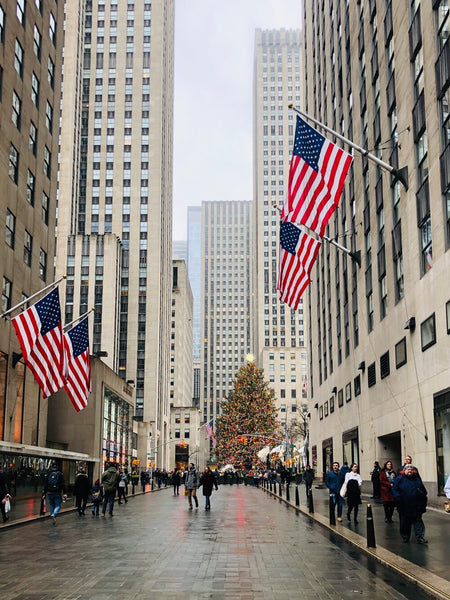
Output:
[0, 484, 444, 600]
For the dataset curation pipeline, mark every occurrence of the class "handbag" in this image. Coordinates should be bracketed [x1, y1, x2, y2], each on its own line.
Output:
[184, 489, 188, 496]
[339, 482, 347, 498]
[4, 498, 11, 513]
[444, 500, 450, 513]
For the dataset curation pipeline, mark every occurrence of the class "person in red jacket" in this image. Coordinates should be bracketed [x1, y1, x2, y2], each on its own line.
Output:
[379, 460, 396, 523]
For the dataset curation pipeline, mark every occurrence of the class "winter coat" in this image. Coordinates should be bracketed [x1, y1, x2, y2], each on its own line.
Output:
[303, 468, 314, 485]
[184, 468, 199, 490]
[200, 471, 218, 496]
[344, 471, 362, 505]
[325, 469, 344, 495]
[379, 468, 396, 503]
[0, 472, 8, 499]
[392, 473, 427, 518]
[101, 466, 120, 493]
[74, 472, 90, 498]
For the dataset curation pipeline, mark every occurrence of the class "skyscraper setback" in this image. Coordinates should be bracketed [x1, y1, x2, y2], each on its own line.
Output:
[57, 0, 175, 466]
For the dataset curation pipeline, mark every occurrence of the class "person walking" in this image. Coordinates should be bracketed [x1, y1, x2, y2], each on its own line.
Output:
[0, 466, 11, 523]
[172, 469, 181, 495]
[184, 463, 199, 510]
[101, 462, 120, 517]
[73, 468, 90, 516]
[131, 470, 139, 494]
[344, 463, 362, 524]
[303, 465, 314, 500]
[44, 461, 66, 525]
[370, 461, 381, 499]
[393, 464, 428, 544]
[117, 469, 128, 504]
[199, 466, 218, 510]
[91, 479, 103, 516]
[325, 461, 345, 522]
[379, 460, 396, 522]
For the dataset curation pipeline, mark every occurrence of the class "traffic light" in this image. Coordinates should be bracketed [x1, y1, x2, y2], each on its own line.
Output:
[179, 440, 185, 448]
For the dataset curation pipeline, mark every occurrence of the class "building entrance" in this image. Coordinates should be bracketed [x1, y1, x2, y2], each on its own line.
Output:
[377, 432, 401, 473]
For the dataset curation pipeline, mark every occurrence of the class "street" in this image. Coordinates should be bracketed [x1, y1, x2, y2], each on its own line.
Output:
[0, 485, 435, 600]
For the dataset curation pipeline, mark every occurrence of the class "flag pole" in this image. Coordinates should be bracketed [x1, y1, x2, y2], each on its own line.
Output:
[0, 275, 66, 320]
[288, 104, 408, 190]
[63, 307, 95, 332]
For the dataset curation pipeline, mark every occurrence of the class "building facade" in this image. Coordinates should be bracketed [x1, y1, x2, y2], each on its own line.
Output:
[200, 201, 253, 462]
[253, 29, 308, 441]
[187, 206, 202, 361]
[56, 0, 175, 468]
[304, 0, 450, 504]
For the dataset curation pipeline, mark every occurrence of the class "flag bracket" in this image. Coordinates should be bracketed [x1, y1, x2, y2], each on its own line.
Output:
[0, 275, 66, 320]
[322, 235, 361, 267]
[12, 352, 23, 368]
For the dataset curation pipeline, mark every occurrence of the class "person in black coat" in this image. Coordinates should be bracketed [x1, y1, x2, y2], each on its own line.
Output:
[199, 467, 218, 510]
[392, 464, 428, 544]
[370, 461, 381, 499]
[172, 469, 181, 495]
[303, 465, 314, 499]
[74, 468, 90, 516]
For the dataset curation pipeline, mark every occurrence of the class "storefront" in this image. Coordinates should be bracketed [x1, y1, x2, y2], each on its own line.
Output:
[434, 389, 450, 495]
[102, 386, 135, 469]
[342, 427, 359, 467]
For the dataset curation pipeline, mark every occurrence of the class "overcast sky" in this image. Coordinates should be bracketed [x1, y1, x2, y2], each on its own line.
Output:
[173, 0, 302, 240]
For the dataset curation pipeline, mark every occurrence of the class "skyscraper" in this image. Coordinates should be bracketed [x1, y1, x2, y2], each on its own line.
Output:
[57, 0, 175, 467]
[253, 29, 306, 434]
[187, 206, 202, 361]
[303, 1, 450, 502]
[200, 201, 252, 450]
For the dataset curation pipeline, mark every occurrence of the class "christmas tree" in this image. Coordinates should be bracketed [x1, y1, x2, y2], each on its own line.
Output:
[215, 361, 280, 470]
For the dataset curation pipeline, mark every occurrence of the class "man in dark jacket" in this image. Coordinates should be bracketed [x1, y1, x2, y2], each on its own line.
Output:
[325, 461, 345, 522]
[101, 462, 120, 517]
[74, 468, 90, 516]
[392, 464, 428, 544]
[44, 461, 66, 524]
[303, 465, 314, 499]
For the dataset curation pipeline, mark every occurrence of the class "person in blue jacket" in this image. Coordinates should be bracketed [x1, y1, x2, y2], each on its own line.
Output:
[392, 464, 428, 544]
[325, 461, 345, 522]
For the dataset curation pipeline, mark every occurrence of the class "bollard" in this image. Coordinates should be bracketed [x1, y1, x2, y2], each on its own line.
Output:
[366, 504, 377, 548]
[151, 478, 154, 491]
[308, 488, 314, 514]
[269, 480, 272, 492]
[278, 482, 282, 496]
[295, 485, 300, 507]
[329, 494, 336, 525]
[286, 484, 290, 502]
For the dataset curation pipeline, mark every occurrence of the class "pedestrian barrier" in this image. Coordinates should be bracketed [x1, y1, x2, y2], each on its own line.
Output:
[269, 480, 272, 492]
[295, 485, 300, 507]
[286, 484, 290, 502]
[329, 494, 336, 526]
[278, 482, 282, 496]
[366, 504, 376, 548]
[308, 488, 314, 514]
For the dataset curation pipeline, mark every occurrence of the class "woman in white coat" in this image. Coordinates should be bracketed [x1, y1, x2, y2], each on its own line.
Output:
[344, 463, 363, 524]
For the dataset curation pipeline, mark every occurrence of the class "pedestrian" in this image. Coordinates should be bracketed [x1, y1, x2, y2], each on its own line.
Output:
[379, 460, 396, 522]
[73, 467, 90, 516]
[44, 461, 66, 525]
[184, 462, 199, 510]
[140, 470, 147, 493]
[399, 455, 419, 476]
[303, 464, 314, 499]
[392, 464, 428, 544]
[199, 466, 218, 510]
[101, 462, 120, 517]
[370, 461, 381, 498]
[344, 463, 362, 524]
[0, 466, 12, 523]
[339, 462, 350, 478]
[91, 479, 103, 516]
[445, 475, 450, 499]
[172, 469, 181, 495]
[325, 461, 345, 522]
[131, 470, 139, 494]
[117, 469, 128, 504]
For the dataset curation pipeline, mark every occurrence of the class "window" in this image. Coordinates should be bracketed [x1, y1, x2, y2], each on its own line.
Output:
[338, 389, 343, 407]
[33, 25, 41, 59]
[27, 170, 35, 205]
[42, 192, 49, 224]
[29, 121, 37, 155]
[39, 248, 47, 280]
[35, 0, 42, 13]
[23, 230, 32, 266]
[49, 12, 56, 45]
[9, 144, 19, 183]
[395, 337, 407, 368]
[345, 383, 351, 403]
[47, 56, 55, 88]
[12, 91, 21, 130]
[45, 101, 53, 132]
[0, 5, 4, 43]
[421, 314, 436, 351]
[31, 72, 39, 107]
[15, 40, 24, 77]
[2, 277, 12, 313]
[368, 362, 376, 388]
[447, 301, 450, 334]
[380, 351, 390, 379]
[16, 0, 25, 25]
[354, 375, 361, 397]
[43, 145, 51, 177]
[6, 210, 15, 248]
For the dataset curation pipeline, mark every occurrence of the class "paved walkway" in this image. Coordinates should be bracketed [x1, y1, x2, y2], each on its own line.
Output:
[0, 485, 442, 600]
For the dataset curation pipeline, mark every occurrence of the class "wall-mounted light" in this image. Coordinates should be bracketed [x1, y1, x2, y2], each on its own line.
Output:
[332, 386, 337, 394]
[404, 317, 416, 332]
[358, 361, 365, 372]
[314, 403, 319, 410]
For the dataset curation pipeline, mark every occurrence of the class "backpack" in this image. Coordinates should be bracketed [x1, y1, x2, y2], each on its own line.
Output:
[47, 471, 60, 492]
[92, 489, 101, 501]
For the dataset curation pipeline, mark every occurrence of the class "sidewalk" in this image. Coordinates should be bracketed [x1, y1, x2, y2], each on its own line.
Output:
[260, 481, 450, 600]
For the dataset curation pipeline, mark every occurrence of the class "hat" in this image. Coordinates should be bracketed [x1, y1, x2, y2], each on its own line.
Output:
[94, 479, 100, 485]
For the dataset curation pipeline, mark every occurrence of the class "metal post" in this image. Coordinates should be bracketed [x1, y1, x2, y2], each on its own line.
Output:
[366, 504, 377, 548]
[329, 494, 336, 525]
[278, 482, 282, 497]
[295, 486, 300, 507]
[286, 484, 290, 502]
[308, 488, 314, 514]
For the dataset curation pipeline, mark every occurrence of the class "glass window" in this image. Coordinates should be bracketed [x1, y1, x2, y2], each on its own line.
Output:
[395, 337, 407, 368]
[43, 145, 51, 177]
[1, 277, 12, 313]
[27, 170, 35, 205]
[12, 91, 21, 130]
[15, 40, 24, 77]
[42, 192, 49, 224]
[16, 0, 25, 25]
[45, 101, 53, 132]
[47, 56, 55, 88]
[421, 314, 436, 351]
[33, 24, 41, 59]
[6, 209, 15, 248]
[49, 12, 56, 44]
[9, 144, 19, 183]
[0, 6, 5, 43]
[29, 121, 37, 155]
[23, 230, 32, 266]
[39, 248, 47, 281]
[31, 72, 39, 107]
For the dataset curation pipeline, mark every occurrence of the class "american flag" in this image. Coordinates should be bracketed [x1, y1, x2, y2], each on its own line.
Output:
[12, 288, 66, 398]
[205, 419, 217, 447]
[277, 221, 321, 309]
[63, 316, 91, 411]
[282, 116, 353, 236]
